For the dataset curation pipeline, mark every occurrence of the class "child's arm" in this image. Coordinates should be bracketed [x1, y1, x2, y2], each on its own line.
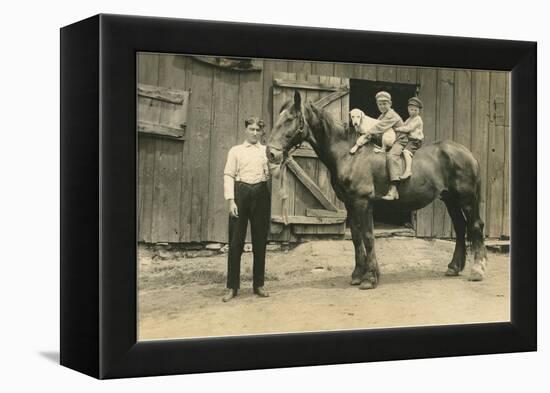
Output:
[368, 111, 401, 135]
[395, 117, 421, 133]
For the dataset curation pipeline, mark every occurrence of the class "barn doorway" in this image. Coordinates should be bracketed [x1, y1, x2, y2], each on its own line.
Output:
[349, 78, 419, 229]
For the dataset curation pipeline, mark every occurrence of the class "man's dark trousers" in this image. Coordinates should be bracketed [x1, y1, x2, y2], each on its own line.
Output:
[227, 181, 270, 290]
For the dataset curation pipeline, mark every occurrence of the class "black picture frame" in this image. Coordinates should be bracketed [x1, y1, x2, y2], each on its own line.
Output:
[60, 14, 536, 379]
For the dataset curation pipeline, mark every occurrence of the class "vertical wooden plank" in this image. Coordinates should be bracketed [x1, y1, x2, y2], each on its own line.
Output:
[396, 67, 418, 84]
[150, 54, 186, 243]
[502, 73, 511, 237]
[179, 57, 193, 242]
[359, 65, 377, 80]
[340, 77, 350, 125]
[432, 69, 455, 238]
[137, 136, 156, 242]
[288, 61, 312, 75]
[311, 62, 334, 76]
[157, 54, 187, 88]
[206, 68, 240, 242]
[376, 65, 397, 82]
[137, 134, 147, 241]
[262, 60, 288, 137]
[454, 70, 473, 149]
[137, 53, 160, 242]
[470, 71, 491, 229]
[187, 59, 215, 242]
[334, 63, 362, 79]
[486, 72, 507, 238]
[150, 139, 184, 242]
[137, 53, 162, 125]
[324, 76, 346, 119]
[415, 68, 437, 237]
[158, 54, 189, 129]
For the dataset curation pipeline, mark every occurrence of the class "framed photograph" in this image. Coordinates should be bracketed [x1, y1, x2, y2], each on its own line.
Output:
[60, 14, 536, 379]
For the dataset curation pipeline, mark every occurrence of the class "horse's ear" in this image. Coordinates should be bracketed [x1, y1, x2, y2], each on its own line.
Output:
[293, 90, 302, 111]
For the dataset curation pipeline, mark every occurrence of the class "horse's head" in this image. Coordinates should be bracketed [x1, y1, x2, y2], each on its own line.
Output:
[266, 90, 309, 165]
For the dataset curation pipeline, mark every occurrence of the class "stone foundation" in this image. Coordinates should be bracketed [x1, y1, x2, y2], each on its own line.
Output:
[140, 241, 290, 260]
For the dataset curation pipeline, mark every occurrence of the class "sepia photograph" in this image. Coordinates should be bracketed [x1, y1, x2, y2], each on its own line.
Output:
[137, 52, 511, 341]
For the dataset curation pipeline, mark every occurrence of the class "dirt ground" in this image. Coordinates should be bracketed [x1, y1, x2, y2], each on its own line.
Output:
[138, 237, 510, 340]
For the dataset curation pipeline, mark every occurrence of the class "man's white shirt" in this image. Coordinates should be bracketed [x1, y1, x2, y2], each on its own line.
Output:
[223, 141, 270, 200]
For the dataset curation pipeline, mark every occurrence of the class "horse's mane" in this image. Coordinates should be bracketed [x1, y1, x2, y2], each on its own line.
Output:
[306, 101, 355, 143]
[279, 99, 350, 138]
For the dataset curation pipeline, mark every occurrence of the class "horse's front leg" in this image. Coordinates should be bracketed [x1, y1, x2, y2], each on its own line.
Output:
[347, 206, 367, 285]
[358, 203, 379, 290]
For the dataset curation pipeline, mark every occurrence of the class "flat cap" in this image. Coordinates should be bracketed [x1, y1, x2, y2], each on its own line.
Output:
[375, 91, 392, 101]
[408, 96, 423, 108]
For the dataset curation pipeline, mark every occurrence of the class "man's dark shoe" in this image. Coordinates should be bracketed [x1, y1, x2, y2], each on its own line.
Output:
[222, 288, 237, 302]
[253, 286, 270, 298]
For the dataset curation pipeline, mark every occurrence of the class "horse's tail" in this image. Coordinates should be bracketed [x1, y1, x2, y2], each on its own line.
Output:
[466, 157, 483, 244]
[438, 140, 483, 245]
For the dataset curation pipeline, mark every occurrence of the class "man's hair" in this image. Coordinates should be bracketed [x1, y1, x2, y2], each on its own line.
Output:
[245, 116, 265, 129]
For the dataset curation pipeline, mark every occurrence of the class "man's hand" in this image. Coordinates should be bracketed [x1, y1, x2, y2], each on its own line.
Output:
[229, 199, 239, 217]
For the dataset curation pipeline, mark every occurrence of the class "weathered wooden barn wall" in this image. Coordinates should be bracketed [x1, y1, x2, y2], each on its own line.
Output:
[137, 53, 510, 243]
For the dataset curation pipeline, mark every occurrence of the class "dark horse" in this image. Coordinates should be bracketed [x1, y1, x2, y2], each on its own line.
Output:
[266, 91, 488, 289]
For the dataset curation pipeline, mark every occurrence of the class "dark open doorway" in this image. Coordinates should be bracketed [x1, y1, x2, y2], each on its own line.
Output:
[349, 78, 419, 228]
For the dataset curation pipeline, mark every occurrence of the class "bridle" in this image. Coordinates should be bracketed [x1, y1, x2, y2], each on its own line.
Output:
[270, 111, 309, 162]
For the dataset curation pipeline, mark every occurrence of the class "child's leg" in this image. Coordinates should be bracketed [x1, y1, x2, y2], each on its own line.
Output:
[374, 139, 390, 153]
[375, 130, 396, 153]
[374, 135, 388, 153]
[401, 139, 421, 179]
[401, 149, 413, 179]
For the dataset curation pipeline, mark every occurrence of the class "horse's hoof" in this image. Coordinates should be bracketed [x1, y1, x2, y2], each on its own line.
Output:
[350, 277, 361, 285]
[359, 280, 375, 290]
[445, 268, 460, 276]
[469, 258, 487, 282]
[468, 270, 484, 281]
[469, 267, 485, 281]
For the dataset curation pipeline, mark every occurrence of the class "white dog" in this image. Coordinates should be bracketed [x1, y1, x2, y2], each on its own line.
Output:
[349, 108, 396, 154]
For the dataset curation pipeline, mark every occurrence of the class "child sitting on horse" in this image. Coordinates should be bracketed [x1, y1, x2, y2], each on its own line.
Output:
[394, 96, 424, 180]
[349, 91, 403, 155]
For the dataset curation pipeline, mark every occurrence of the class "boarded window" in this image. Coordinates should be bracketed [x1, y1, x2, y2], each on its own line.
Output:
[137, 83, 190, 140]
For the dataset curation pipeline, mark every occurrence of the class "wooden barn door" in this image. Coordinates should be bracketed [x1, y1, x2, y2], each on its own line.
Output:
[137, 77, 190, 243]
[269, 72, 349, 241]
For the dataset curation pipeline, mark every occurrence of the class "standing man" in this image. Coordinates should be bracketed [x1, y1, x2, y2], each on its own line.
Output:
[222, 117, 273, 302]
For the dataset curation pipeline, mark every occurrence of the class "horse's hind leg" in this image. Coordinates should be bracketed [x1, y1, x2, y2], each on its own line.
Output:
[462, 202, 488, 281]
[443, 199, 467, 276]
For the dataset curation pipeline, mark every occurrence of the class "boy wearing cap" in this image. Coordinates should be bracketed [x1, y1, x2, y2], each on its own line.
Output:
[394, 97, 424, 180]
[349, 91, 403, 154]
